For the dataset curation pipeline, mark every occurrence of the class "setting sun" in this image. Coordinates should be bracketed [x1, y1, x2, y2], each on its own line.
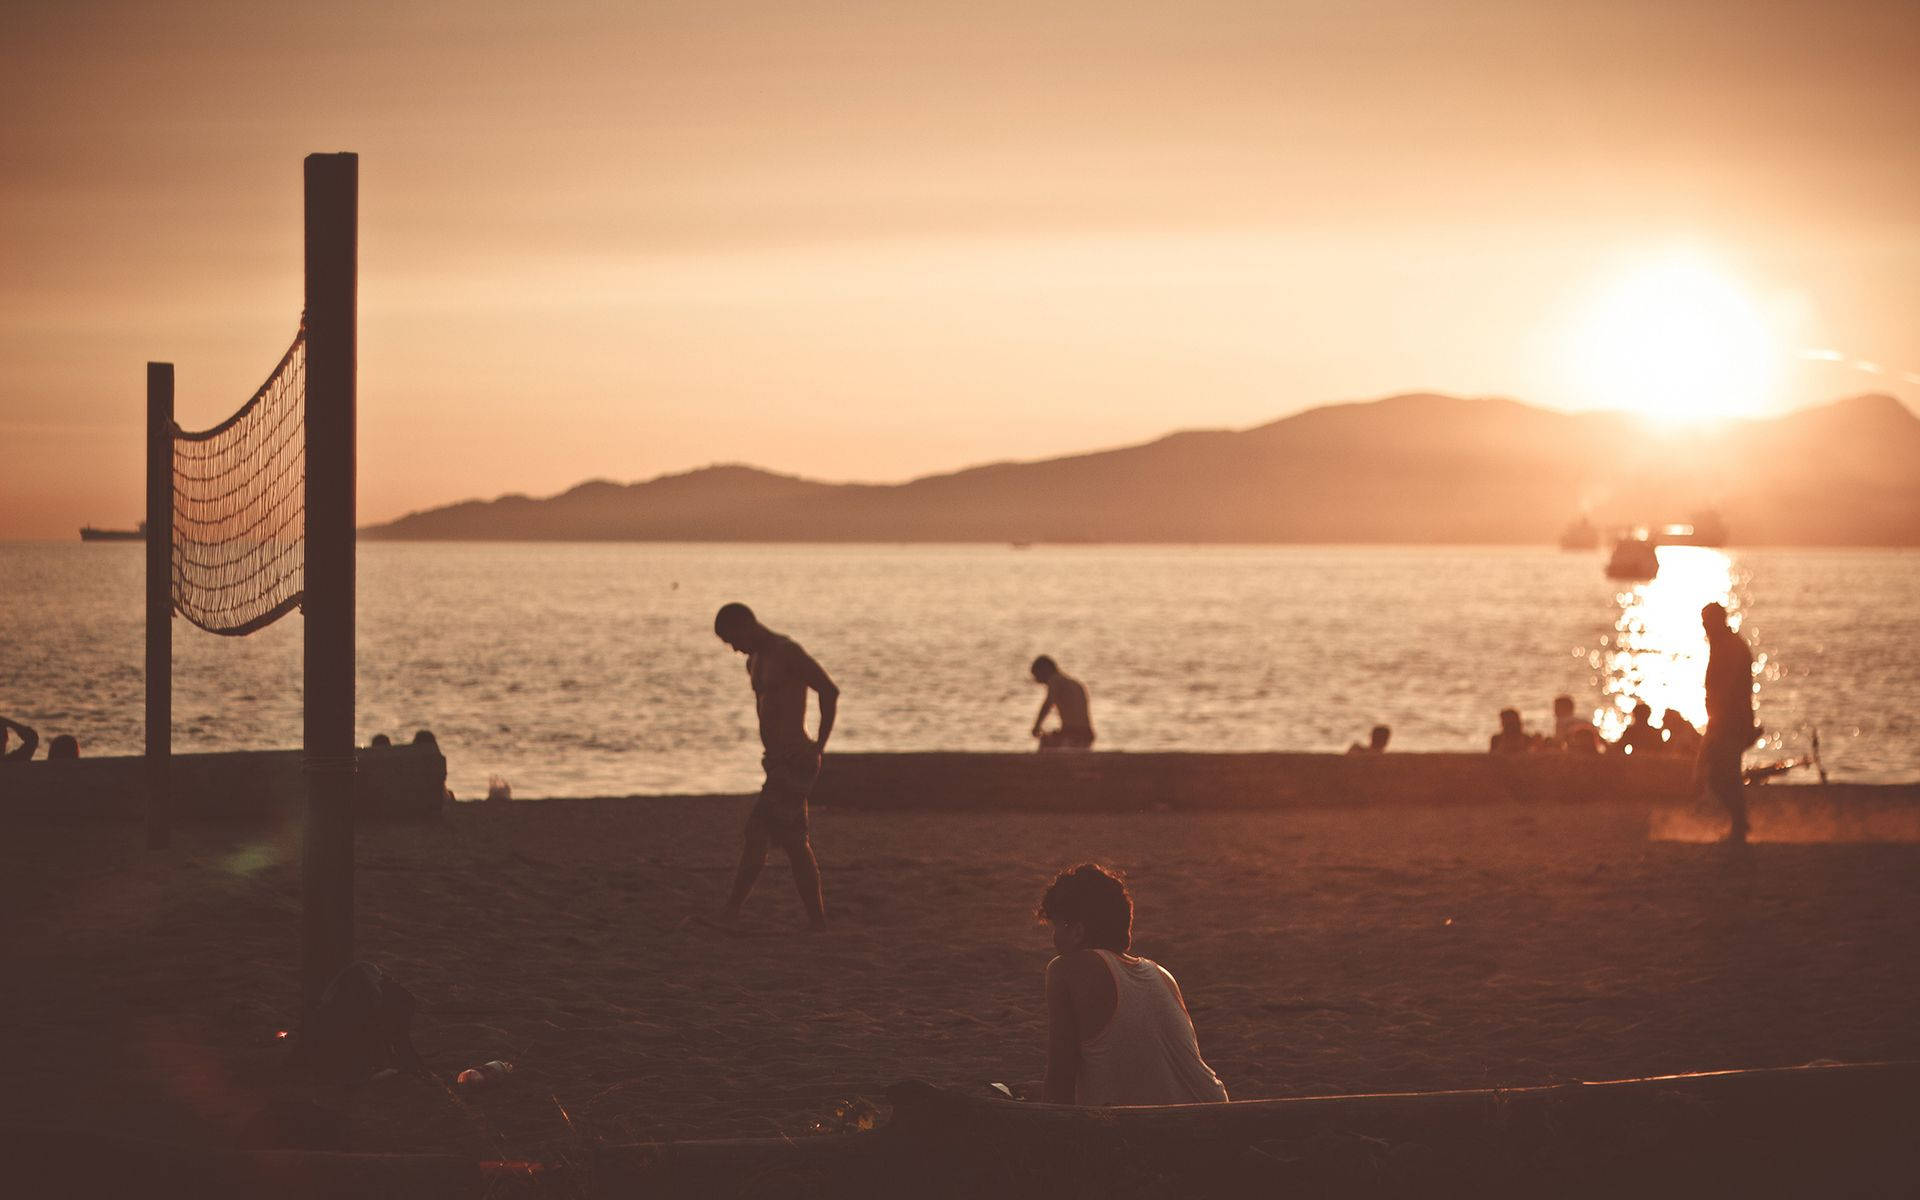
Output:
[1563, 252, 1784, 425]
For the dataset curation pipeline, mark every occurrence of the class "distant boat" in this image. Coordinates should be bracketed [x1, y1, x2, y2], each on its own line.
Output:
[1557, 515, 1599, 551]
[79, 522, 146, 542]
[1605, 531, 1659, 580]
[1650, 509, 1728, 548]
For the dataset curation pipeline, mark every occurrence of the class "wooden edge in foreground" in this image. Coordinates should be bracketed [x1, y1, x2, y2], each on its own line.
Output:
[880, 1061, 1920, 1197]
[11, 1063, 1914, 1198]
[885, 1058, 1920, 1132]
[591, 1062, 1920, 1198]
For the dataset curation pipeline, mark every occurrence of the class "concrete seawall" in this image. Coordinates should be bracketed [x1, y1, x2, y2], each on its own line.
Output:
[0, 741, 447, 822]
[7, 747, 1911, 824]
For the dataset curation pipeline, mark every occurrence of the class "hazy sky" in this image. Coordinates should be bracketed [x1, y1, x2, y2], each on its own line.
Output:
[3, 0, 1916, 538]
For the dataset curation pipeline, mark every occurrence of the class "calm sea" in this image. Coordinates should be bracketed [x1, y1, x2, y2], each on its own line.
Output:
[1, 543, 1915, 797]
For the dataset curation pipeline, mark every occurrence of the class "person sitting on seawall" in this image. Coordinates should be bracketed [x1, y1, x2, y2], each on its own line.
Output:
[1036, 863, 1228, 1106]
[1549, 694, 1601, 751]
[1660, 709, 1703, 757]
[1347, 724, 1391, 754]
[1562, 725, 1606, 755]
[1612, 702, 1663, 757]
[47, 734, 79, 759]
[408, 730, 457, 804]
[1489, 708, 1532, 754]
[2, 715, 40, 762]
[1030, 656, 1095, 751]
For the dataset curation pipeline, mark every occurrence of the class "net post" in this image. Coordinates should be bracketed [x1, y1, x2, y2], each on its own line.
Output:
[302, 152, 358, 1013]
[145, 363, 173, 851]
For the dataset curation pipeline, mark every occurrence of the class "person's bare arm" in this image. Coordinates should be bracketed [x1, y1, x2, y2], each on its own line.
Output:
[792, 647, 839, 753]
[1042, 956, 1080, 1104]
[1031, 688, 1056, 738]
[1, 716, 38, 762]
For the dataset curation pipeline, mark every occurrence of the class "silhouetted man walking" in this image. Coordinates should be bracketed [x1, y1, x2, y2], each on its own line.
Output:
[1698, 603, 1756, 844]
[714, 603, 838, 929]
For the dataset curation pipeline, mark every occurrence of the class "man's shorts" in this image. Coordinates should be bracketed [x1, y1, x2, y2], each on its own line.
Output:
[1038, 728, 1096, 751]
[752, 746, 821, 837]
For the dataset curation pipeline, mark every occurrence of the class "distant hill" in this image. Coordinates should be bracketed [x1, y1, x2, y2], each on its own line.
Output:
[361, 393, 1920, 545]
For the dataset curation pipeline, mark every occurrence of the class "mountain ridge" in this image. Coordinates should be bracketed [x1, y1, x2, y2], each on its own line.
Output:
[363, 392, 1920, 546]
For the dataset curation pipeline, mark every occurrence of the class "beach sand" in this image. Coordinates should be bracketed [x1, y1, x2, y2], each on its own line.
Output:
[2, 793, 1917, 1164]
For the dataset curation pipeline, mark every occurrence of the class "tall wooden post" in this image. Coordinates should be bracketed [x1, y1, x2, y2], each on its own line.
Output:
[302, 152, 358, 1013]
[145, 363, 173, 851]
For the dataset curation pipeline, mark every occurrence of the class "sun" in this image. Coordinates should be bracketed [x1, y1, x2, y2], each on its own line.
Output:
[1562, 251, 1782, 426]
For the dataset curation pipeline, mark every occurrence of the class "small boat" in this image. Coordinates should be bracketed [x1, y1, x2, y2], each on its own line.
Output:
[1557, 515, 1598, 551]
[1604, 532, 1658, 580]
[1651, 509, 1729, 547]
[79, 522, 147, 542]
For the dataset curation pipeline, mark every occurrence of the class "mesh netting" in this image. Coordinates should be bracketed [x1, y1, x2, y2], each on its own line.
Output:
[171, 329, 306, 636]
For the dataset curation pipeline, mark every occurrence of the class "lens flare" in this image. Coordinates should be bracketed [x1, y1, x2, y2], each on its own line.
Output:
[1595, 546, 1743, 741]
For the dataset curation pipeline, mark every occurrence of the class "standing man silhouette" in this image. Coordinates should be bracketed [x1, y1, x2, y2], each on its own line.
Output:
[715, 603, 838, 929]
[1698, 602, 1756, 844]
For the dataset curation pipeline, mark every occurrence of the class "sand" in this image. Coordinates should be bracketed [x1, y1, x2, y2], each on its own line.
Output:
[2, 792, 1917, 1165]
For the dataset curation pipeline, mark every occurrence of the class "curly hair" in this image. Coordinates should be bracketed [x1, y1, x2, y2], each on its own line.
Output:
[1036, 863, 1133, 952]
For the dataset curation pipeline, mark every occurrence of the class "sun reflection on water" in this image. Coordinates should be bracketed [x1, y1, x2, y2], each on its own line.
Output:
[1593, 546, 1746, 742]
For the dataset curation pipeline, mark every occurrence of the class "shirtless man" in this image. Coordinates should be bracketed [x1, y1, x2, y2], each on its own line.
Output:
[1698, 602, 1757, 844]
[715, 603, 839, 929]
[1030, 656, 1094, 750]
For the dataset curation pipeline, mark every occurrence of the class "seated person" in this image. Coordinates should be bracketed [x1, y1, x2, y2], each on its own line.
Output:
[1563, 725, 1605, 755]
[1489, 707, 1531, 754]
[2, 715, 39, 762]
[367, 733, 393, 750]
[1660, 709, 1703, 757]
[1612, 702, 1663, 757]
[46, 734, 78, 759]
[1030, 656, 1095, 750]
[1036, 864, 1228, 1105]
[1550, 694, 1600, 750]
[1347, 724, 1391, 754]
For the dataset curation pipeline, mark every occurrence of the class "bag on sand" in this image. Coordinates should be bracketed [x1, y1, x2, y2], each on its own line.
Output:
[295, 960, 427, 1085]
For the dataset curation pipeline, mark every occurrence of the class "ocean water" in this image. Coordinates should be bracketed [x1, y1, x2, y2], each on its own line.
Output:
[1, 542, 1915, 797]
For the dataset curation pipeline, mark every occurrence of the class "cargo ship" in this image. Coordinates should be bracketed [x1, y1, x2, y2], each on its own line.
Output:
[79, 522, 146, 542]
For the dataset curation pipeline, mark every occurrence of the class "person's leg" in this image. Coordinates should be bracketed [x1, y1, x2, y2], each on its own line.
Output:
[722, 809, 771, 918]
[777, 829, 828, 930]
[1707, 738, 1748, 843]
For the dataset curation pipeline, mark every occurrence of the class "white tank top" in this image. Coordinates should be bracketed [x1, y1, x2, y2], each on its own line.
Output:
[1077, 950, 1229, 1106]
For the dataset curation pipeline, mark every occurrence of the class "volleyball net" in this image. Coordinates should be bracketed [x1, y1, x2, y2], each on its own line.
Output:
[170, 327, 308, 635]
[145, 152, 358, 1016]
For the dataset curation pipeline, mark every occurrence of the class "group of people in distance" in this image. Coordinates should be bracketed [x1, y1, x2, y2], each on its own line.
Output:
[1, 714, 78, 761]
[1487, 602, 1758, 843]
[708, 602, 1225, 1105]
[1487, 696, 1701, 758]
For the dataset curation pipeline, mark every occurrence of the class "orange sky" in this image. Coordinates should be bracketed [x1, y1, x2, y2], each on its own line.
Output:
[3, 0, 1916, 539]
